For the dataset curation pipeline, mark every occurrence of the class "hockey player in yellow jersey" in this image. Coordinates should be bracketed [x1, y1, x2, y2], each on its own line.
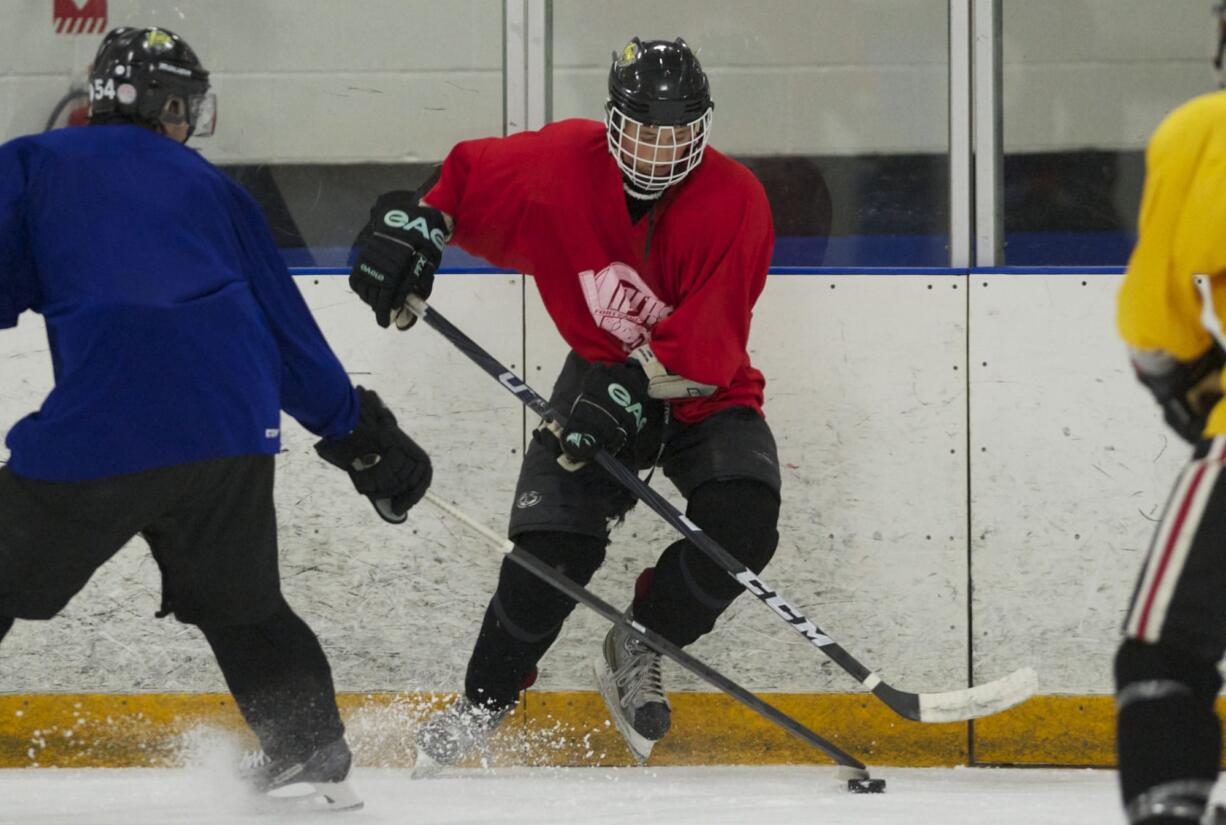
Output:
[1118, 90, 1226, 438]
[1114, 89, 1226, 825]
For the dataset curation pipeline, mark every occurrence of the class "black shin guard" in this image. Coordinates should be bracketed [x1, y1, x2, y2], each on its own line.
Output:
[1115, 639, 1222, 824]
[464, 531, 606, 709]
[634, 480, 780, 647]
[200, 600, 344, 760]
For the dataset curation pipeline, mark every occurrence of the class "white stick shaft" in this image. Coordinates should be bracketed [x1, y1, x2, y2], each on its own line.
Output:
[424, 491, 515, 554]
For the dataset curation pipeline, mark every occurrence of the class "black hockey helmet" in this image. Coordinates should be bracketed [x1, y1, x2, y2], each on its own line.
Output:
[605, 38, 714, 194]
[88, 27, 214, 137]
[607, 37, 712, 126]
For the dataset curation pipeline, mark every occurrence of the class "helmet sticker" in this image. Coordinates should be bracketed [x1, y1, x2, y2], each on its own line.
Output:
[617, 40, 639, 67]
[144, 29, 175, 51]
[116, 84, 137, 105]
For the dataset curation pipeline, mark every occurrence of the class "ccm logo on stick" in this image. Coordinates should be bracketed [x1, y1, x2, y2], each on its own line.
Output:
[735, 571, 834, 647]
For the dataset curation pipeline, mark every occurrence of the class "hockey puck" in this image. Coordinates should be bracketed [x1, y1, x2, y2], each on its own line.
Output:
[847, 777, 887, 793]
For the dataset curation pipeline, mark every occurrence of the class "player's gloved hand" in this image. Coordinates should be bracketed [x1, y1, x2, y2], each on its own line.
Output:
[314, 387, 433, 523]
[349, 191, 449, 329]
[560, 361, 664, 465]
[1132, 342, 1226, 445]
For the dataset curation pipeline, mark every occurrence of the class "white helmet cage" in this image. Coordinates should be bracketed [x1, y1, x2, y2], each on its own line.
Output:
[605, 104, 713, 193]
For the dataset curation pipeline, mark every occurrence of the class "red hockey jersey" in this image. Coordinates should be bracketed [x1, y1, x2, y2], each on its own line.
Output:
[424, 118, 773, 422]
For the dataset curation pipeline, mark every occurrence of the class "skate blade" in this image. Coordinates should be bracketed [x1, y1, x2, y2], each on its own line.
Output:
[256, 779, 364, 813]
[594, 659, 656, 765]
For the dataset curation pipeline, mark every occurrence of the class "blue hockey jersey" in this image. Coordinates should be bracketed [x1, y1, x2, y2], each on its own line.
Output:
[0, 125, 358, 481]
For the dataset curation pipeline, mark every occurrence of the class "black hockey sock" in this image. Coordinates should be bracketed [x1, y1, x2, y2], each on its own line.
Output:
[1115, 639, 1222, 824]
[634, 480, 779, 647]
[200, 600, 344, 761]
[465, 531, 606, 710]
[0, 615, 12, 645]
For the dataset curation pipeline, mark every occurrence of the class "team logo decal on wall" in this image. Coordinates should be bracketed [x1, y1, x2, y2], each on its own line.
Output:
[578, 262, 673, 350]
[53, 0, 107, 34]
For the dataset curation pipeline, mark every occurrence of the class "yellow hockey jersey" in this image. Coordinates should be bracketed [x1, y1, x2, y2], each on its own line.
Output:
[1118, 90, 1226, 436]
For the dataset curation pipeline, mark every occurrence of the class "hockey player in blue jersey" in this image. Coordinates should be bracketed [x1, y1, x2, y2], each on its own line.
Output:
[0, 27, 431, 811]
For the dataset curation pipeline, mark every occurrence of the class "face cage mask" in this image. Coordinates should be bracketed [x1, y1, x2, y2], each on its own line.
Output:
[188, 93, 217, 137]
[605, 105, 713, 194]
[156, 91, 216, 138]
[169, 92, 214, 137]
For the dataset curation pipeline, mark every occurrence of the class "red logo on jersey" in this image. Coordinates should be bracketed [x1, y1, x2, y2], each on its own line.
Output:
[578, 262, 673, 350]
[53, 0, 107, 34]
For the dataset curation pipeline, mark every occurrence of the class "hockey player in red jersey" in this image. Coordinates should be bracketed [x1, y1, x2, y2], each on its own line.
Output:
[348, 37, 780, 766]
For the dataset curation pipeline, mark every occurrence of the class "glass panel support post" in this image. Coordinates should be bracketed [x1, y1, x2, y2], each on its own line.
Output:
[973, 0, 1003, 267]
[949, 0, 973, 268]
[505, 0, 551, 136]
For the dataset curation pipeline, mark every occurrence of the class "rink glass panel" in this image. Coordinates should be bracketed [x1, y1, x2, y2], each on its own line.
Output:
[999, 0, 1213, 265]
[549, 0, 952, 267]
[7, 2, 1222, 269]
[0, 0, 505, 269]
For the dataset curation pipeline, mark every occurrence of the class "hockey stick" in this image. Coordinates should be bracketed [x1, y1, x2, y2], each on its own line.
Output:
[422, 490, 879, 782]
[400, 295, 1037, 723]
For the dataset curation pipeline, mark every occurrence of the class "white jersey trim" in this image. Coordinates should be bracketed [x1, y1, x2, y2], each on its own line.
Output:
[1126, 436, 1226, 642]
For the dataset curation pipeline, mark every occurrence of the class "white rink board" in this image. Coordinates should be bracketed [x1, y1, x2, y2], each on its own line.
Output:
[281, 274, 525, 694]
[968, 273, 1183, 694]
[751, 276, 969, 693]
[0, 274, 525, 693]
[1, 271, 1173, 698]
[524, 274, 969, 694]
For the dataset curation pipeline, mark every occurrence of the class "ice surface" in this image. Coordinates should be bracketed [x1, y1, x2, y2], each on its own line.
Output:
[0, 764, 1132, 825]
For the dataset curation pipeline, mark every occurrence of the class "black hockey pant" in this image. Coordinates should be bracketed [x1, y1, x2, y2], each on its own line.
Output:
[464, 478, 779, 711]
[1116, 436, 1226, 825]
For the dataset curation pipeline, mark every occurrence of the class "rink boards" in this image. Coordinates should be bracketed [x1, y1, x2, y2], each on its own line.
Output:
[0, 271, 1183, 767]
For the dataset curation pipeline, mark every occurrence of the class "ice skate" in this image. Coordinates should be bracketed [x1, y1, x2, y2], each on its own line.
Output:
[595, 614, 671, 764]
[413, 695, 513, 777]
[238, 737, 362, 812]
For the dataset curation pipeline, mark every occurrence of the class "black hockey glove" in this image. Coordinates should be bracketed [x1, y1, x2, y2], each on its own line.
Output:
[560, 361, 664, 466]
[314, 387, 433, 523]
[349, 191, 449, 328]
[1132, 342, 1226, 445]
